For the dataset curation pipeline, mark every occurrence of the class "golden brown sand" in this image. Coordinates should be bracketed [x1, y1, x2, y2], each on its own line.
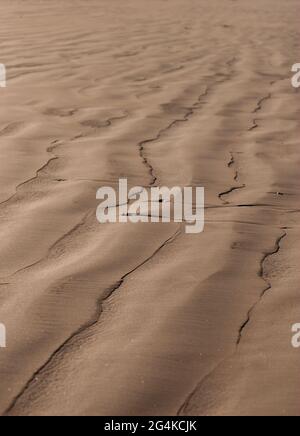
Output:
[0, 0, 299, 416]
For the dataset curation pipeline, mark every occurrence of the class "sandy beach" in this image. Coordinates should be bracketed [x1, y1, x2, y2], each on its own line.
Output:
[0, 0, 299, 416]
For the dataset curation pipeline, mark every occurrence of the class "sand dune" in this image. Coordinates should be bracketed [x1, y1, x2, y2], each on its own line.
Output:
[0, 0, 299, 416]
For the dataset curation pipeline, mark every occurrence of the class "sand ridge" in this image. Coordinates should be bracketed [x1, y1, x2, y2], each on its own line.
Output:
[0, 0, 299, 416]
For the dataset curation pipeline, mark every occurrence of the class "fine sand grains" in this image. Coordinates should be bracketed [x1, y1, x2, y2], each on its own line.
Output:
[0, 0, 299, 416]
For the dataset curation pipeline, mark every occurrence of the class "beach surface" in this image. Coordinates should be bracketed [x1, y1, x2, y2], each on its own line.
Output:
[0, 0, 299, 416]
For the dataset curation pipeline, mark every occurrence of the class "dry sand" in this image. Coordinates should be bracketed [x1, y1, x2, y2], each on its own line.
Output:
[0, 0, 299, 416]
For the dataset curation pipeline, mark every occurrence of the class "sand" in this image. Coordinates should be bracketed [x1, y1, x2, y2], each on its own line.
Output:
[0, 0, 299, 416]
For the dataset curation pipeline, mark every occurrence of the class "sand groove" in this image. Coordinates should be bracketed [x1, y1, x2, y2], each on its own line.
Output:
[237, 230, 288, 344]
[4, 228, 181, 415]
[0, 0, 299, 417]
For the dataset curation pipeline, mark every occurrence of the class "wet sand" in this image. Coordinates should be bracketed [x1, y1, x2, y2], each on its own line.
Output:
[0, 0, 299, 416]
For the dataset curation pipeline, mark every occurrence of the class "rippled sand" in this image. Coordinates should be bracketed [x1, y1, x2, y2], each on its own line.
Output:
[0, 0, 299, 416]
